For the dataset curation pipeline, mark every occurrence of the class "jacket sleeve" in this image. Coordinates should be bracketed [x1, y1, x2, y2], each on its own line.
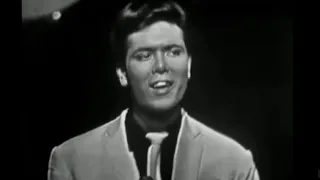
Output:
[236, 150, 260, 180]
[47, 146, 72, 180]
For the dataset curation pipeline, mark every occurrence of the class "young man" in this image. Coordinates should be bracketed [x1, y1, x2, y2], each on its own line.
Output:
[47, 1, 260, 180]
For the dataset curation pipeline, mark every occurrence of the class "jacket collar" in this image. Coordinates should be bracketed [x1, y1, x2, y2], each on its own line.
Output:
[104, 108, 201, 140]
[103, 108, 203, 180]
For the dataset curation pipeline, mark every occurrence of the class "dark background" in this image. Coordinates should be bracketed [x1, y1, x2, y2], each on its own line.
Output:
[22, 1, 293, 179]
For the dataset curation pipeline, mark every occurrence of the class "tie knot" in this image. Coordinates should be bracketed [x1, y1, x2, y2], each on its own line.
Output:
[145, 132, 169, 145]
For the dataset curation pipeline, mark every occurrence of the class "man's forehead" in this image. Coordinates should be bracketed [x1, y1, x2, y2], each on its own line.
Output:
[127, 21, 185, 49]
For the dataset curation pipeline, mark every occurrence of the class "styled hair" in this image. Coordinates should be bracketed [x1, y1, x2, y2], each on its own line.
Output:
[110, 0, 190, 69]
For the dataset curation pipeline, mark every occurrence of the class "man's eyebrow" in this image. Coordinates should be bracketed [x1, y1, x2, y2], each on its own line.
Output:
[133, 47, 154, 53]
[133, 44, 184, 53]
[163, 44, 184, 50]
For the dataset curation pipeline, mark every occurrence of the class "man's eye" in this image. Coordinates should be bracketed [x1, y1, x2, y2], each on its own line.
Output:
[167, 49, 182, 57]
[134, 52, 152, 61]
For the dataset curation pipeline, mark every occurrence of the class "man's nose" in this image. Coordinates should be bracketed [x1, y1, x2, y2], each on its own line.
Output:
[153, 52, 169, 74]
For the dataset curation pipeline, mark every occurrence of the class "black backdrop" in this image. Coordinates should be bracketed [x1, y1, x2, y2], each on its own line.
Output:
[22, 1, 293, 179]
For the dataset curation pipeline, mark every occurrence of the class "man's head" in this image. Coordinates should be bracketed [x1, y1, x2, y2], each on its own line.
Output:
[111, 1, 191, 112]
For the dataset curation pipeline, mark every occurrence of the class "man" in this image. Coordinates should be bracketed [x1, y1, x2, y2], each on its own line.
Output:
[47, 1, 260, 180]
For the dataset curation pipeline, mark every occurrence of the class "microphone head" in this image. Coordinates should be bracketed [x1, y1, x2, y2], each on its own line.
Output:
[139, 176, 154, 180]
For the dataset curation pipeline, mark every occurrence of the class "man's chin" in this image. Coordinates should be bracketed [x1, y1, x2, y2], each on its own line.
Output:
[147, 101, 179, 113]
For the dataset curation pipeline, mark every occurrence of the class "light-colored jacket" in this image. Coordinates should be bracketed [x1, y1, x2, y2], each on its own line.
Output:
[48, 108, 260, 180]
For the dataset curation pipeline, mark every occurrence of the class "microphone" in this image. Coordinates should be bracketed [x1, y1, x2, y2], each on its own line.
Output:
[139, 175, 154, 180]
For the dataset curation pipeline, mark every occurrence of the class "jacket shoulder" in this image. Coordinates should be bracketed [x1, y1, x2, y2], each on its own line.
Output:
[187, 115, 259, 180]
[53, 116, 119, 155]
[188, 116, 252, 158]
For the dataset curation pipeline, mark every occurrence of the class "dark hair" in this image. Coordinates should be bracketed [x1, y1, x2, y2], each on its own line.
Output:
[110, 0, 190, 69]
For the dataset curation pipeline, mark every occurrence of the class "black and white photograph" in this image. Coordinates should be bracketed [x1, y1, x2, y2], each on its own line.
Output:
[22, 0, 293, 180]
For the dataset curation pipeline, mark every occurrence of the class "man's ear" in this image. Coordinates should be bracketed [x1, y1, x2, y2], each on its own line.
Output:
[188, 56, 192, 79]
[116, 68, 128, 87]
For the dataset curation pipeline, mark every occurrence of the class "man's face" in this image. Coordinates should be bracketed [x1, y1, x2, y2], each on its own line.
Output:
[124, 21, 191, 112]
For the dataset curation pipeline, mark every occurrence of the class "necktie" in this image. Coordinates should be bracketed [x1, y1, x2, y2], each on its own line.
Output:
[139, 176, 154, 180]
[145, 132, 169, 180]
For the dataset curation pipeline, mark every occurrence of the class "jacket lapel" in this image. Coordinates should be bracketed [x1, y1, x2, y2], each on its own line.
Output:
[172, 111, 204, 180]
[102, 109, 140, 180]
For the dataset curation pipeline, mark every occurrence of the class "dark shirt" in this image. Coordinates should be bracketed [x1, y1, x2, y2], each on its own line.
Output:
[125, 109, 182, 180]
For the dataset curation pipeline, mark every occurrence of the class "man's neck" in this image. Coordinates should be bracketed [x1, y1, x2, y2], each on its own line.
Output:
[132, 105, 181, 133]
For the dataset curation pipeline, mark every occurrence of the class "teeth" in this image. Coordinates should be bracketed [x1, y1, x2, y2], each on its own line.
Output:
[154, 81, 167, 88]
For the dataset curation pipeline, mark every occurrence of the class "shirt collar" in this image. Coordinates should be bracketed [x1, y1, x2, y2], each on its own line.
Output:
[124, 108, 183, 152]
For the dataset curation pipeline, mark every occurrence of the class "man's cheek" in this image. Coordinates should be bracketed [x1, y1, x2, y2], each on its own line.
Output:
[171, 65, 188, 74]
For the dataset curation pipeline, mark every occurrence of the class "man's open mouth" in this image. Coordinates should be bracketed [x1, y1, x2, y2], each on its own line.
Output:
[149, 80, 174, 95]
[150, 80, 173, 89]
